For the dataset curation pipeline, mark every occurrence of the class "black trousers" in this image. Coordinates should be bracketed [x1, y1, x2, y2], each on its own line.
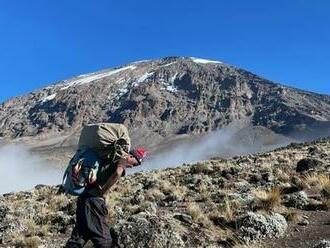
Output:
[65, 196, 112, 248]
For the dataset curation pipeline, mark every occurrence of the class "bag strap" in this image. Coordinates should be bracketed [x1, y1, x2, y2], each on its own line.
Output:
[61, 150, 85, 186]
[61, 166, 69, 186]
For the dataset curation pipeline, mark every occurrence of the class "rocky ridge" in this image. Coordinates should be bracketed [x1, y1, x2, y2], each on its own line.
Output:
[0, 137, 329, 247]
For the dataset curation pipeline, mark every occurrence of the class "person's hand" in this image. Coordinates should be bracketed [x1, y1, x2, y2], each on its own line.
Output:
[88, 170, 97, 184]
[118, 155, 139, 169]
[72, 164, 81, 183]
[127, 155, 140, 167]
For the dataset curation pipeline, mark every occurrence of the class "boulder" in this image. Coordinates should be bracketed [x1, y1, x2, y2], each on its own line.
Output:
[283, 191, 309, 209]
[296, 158, 323, 172]
[238, 212, 287, 242]
[111, 213, 184, 248]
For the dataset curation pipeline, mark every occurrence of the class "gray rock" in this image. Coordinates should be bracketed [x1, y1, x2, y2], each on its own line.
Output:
[298, 219, 309, 226]
[238, 212, 287, 242]
[144, 178, 160, 190]
[262, 172, 274, 182]
[173, 213, 193, 224]
[50, 211, 75, 233]
[308, 146, 323, 156]
[313, 240, 330, 248]
[138, 202, 157, 215]
[249, 173, 263, 184]
[296, 158, 323, 172]
[111, 214, 184, 248]
[284, 191, 309, 209]
[0, 205, 9, 222]
[131, 191, 145, 205]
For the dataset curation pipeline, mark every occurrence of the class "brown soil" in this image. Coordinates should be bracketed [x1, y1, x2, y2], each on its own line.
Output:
[259, 210, 330, 248]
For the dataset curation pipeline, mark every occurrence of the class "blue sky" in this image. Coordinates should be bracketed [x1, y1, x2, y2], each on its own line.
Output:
[0, 0, 329, 102]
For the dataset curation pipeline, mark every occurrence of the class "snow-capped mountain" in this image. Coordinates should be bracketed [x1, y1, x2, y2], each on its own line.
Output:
[0, 56, 329, 157]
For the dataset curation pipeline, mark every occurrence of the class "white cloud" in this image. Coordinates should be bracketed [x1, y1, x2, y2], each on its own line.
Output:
[0, 145, 62, 194]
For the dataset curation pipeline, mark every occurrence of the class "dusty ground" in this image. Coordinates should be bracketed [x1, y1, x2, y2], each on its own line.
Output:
[259, 210, 330, 248]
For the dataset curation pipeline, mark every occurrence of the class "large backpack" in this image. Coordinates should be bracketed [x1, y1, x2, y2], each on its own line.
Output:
[62, 123, 131, 196]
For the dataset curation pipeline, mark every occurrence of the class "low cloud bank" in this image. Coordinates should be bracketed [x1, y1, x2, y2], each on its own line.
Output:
[0, 124, 307, 193]
[129, 125, 292, 174]
[0, 144, 62, 194]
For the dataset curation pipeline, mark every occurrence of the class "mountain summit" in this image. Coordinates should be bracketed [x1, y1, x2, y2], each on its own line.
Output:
[0, 57, 329, 149]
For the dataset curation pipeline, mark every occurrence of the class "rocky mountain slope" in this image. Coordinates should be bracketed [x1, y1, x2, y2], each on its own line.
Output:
[0, 138, 329, 247]
[1, 57, 330, 152]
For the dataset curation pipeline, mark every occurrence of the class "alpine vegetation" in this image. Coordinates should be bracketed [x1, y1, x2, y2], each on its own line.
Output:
[0, 138, 329, 247]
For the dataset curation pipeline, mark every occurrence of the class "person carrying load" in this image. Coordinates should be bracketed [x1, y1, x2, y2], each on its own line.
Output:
[62, 123, 146, 248]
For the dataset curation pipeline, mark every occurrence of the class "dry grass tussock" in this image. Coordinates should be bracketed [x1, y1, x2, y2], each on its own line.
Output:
[105, 191, 120, 206]
[158, 180, 186, 200]
[48, 193, 70, 211]
[186, 203, 212, 227]
[273, 168, 290, 183]
[190, 162, 213, 174]
[208, 198, 241, 230]
[145, 188, 165, 201]
[225, 233, 260, 248]
[18, 216, 50, 237]
[303, 174, 330, 195]
[158, 180, 174, 194]
[232, 244, 258, 248]
[198, 184, 211, 201]
[220, 199, 240, 222]
[284, 210, 303, 224]
[321, 198, 330, 210]
[253, 187, 282, 211]
[291, 176, 309, 189]
[10, 234, 41, 248]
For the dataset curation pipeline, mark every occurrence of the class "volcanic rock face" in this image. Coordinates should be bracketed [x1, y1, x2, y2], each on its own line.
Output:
[1, 57, 329, 145]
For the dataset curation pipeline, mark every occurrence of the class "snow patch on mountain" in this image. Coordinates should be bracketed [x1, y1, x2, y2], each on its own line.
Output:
[114, 79, 133, 100]
[158, 73, 179, 93]
[161, 62, 177, 67]
[165, 85, 178, 92]
[41, 93, 56, 103]
[118, 87, 129, 96]
[169, 73, 178, 83]
[190, 57, 222, 64]
[137, 72, 154, 83]
[132, 59, 151, 64]
[60, 65, 137, 90]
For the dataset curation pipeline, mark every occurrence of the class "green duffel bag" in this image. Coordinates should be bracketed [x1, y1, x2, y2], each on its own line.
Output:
[78, 122, 131, 162]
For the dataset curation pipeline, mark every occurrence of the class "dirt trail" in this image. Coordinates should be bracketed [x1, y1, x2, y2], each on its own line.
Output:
[260, 210, 330, 248]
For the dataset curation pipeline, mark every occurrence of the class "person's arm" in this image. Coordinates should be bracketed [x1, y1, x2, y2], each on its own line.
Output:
[100, 156, 139, 195]
[100, 165, 124, 195]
